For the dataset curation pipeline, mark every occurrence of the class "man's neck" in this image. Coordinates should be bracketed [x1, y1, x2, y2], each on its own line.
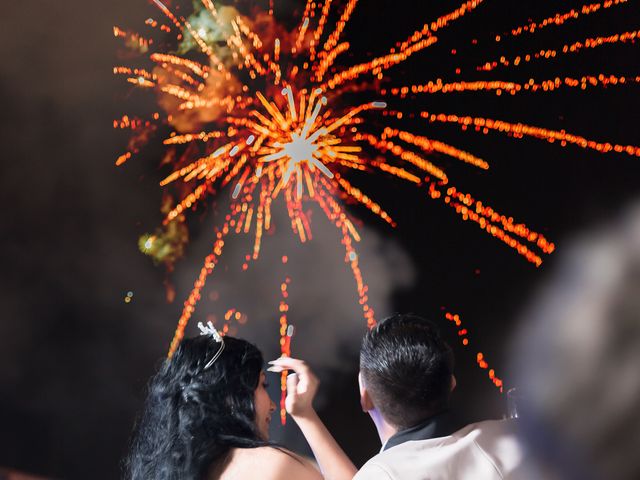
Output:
[369, 409, 398, 445]
[378, 411, 459, 452]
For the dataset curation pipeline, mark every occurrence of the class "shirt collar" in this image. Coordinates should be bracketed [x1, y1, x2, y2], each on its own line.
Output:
[382, 411, 458, 452]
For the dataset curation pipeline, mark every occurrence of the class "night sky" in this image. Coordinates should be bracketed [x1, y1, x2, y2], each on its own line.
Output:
[1, 1, 639, 478]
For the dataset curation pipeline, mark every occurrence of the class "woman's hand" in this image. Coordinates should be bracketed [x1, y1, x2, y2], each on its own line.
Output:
[267, 357, 319, 419]
[268, 357, 357, 480]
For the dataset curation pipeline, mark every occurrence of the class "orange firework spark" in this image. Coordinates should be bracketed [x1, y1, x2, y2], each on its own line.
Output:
[422, 112, 640, 157]
[384, 74, 640, 96]
[478, 29, 640, 72]
[445, 312, 504, 392]
[278, 272, 293, 425]
[496, 0, 629, 40]
[115, 0, 639, 355]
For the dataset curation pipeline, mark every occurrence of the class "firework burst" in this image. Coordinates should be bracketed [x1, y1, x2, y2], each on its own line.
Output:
[115, 0, 639, 357]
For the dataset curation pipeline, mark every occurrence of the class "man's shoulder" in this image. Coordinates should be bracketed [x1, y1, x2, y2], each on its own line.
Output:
[456, 419, 524, 475]
[354, 420, 524, 480]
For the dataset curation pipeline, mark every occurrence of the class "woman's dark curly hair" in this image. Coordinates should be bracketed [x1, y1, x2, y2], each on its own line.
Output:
[124, 335, 270, 480]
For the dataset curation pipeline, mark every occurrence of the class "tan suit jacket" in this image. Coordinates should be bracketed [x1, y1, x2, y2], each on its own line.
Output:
[353, 420, 524, 480]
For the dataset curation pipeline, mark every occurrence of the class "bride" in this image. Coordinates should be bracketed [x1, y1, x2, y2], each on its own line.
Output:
[124, 323, 355, 480]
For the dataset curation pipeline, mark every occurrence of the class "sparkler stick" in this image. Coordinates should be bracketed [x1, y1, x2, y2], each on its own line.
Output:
[279, 273, 293, 425]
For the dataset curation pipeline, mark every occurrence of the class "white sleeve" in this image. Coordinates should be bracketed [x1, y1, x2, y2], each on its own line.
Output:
[353, 463, 394, 480]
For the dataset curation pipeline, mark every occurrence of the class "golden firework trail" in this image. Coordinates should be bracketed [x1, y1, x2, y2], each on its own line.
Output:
[115, 0, 640, 357]
[278, 269, 293, 425]
[445, 312, 504, 392]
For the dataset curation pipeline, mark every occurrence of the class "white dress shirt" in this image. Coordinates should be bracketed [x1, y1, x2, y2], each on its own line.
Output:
[354, 420, 524, 480]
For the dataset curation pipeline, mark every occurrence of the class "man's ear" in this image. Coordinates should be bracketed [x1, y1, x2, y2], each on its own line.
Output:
[358, 371, 374, 412]
[450, 374, 457, 392]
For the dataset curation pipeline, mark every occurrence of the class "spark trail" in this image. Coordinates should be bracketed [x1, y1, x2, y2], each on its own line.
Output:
[115, 0, 639, 355]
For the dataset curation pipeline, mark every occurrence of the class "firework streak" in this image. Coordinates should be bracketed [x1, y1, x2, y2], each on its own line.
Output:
[445, 312, 504, 392]
[114, 0, 640, 355]
[278, 269, 293, 425]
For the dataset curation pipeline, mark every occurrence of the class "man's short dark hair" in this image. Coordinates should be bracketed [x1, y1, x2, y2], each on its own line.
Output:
[360, 313, 454, 430]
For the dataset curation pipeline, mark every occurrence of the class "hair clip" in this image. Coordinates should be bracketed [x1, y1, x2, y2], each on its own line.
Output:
[197, 321, 225, 369]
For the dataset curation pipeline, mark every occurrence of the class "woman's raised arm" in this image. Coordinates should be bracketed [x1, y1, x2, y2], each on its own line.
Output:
[268, 357, 358, 480]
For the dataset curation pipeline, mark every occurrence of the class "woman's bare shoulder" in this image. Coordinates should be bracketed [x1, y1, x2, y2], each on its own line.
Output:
[211, 447, 322, 480]
[218, 446, 323, 480]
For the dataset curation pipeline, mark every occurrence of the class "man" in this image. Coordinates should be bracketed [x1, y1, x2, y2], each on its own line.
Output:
[269, 314, 524, 480]
[354, 313, 523, 479]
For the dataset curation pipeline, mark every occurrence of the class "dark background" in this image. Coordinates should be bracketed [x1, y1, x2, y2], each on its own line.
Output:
[1, 0, 639, 478]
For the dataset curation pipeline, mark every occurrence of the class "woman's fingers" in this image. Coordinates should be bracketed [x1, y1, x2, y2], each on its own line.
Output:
[268, 356, 310, 375]
[268, 357, 317, 394]
[270, 359, 320, 417]
[286, 372, 299, 391]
